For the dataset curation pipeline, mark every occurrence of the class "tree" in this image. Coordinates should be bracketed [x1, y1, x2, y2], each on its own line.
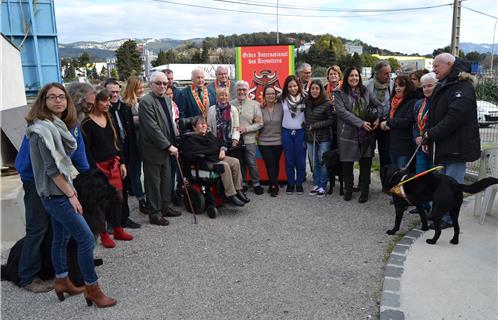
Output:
[352, 52, 363, 69]
[361, 53, 380, 68]
[432, 46, 464, 58]
[79, 52, 91, 67]
[153, 50, 168, 67]
[201, 40, 210, 63]
[387, 58, 400, 72]
[115, 40, 143, 80]
[89, 66, 98, 80]
[110, 68, 119, 79]
[465, 51, 481, 62]
[100, 65, 108, 79]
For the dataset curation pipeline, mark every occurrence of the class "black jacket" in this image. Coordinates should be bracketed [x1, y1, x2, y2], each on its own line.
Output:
[109, 100, 139, 177]
[304, 100, 334, 143]
[181, 132, 220, 163]
[386, 90, 419, 156]
[428, 59, 480, 164]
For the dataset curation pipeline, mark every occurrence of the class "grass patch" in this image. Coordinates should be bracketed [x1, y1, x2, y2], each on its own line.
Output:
[383, 220, 420, 263]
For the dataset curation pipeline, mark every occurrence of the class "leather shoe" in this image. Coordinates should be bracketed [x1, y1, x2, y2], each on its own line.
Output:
[236, 191, 250, 203]
[358, 193, 368, 203]
[138, 199, 149, 214]
[343, 192, 352, 201]
[124, 218, 141, 229]
[162, 207, 182, 217]
[149, 214, 169, 226]
[228, 195, 245, 206]
[253, 185, 264, 195]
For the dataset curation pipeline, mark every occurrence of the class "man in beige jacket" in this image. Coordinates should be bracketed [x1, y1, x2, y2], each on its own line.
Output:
[230, 80, 264, 194]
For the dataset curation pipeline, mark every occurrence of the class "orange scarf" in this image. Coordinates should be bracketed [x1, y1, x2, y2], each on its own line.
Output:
[389, 95, 404, 119]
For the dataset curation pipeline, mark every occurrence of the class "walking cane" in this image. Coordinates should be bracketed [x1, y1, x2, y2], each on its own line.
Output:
[175, 155, 197, 224]
[310, 130, 316, 173]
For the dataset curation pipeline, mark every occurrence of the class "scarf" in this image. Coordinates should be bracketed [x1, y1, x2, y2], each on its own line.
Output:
[286, 93, 305, 118]
[26, 117, 77, 184]
[417, 98, 430, 134]
[389, 95, 404, 119]
[325, 81, 342, 101]
[373, 78, 390, 103]
[215, 102, 232, 145]
[351, 89, 367, 119]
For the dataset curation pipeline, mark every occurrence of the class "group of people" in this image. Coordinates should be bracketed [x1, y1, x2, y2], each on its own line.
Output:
[14, 52, 480, 308]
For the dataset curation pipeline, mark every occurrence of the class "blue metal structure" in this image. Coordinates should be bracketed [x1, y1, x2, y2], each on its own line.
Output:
[1, 0, 61, 95]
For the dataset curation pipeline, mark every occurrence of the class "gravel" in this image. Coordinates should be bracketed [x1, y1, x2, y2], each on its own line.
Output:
[1, 173, 419, 320]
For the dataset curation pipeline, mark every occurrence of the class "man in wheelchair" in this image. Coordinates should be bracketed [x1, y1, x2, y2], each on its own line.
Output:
[181, 116, 250, 207]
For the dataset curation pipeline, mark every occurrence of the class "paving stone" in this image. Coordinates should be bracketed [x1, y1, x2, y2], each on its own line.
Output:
[398, 237, 415, 245]
[380, 309, 405, 320]
[392, 245, 409, 255]
[388, 254, 406, 267]
[383, 278, 400, 292]
[381, 291, 400, 308]
[405, 230, 423, 238]
[384, 265, 404, 278]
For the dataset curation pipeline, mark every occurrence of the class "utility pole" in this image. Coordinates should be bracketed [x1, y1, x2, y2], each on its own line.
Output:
[276, 0, 280, 44]
[450, 0, 461, 56]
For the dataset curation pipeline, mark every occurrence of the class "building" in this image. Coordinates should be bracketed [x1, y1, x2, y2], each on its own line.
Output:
[372, 54, 433, 72]
[346, 43, 363, 55]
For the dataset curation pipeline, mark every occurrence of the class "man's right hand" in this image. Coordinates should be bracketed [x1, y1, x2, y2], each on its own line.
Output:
[168, 145, 178, 158]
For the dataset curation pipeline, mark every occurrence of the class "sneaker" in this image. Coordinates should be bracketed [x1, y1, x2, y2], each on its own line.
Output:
[286, 185, 295, 194]
[316, 188, 325, 198]
[296, 185, 304, 194]
[309, 186, 319, 196]
[254, 185, 264, 195]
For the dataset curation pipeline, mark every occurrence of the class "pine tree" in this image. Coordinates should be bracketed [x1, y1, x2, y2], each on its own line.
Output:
[115, 40, 143, 80]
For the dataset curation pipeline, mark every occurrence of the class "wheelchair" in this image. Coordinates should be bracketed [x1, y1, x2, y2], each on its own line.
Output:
[177, 118, 226, 219]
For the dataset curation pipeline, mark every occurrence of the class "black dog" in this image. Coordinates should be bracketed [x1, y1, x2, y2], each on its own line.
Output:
[381, 165, 498, 245]
[321, 149, 344, 195]
[1, 169, 116, 286]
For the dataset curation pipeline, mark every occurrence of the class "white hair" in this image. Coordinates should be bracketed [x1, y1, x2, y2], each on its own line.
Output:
[216, 66, 228, 74]
[420, 72, 437, 84]
[191, 68, 205, 79]
[435, 53, 456, 65]
[297, 63, 311, 74]
[235, 80, 249, 89]
[149, 71, 165, 83]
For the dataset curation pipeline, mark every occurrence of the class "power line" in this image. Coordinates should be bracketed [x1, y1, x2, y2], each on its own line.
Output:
[149, 0, 451, 18]
[462, 5, 498, 20]
[210, 0, 454, 13]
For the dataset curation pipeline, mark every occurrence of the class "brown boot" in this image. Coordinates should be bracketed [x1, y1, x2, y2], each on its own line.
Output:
[84, 283, 117, 308]
[54, 277, 84, 301]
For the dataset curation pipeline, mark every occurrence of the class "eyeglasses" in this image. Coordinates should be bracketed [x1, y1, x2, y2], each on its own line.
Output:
[84, 101, 95, 108]
[154, 81, 168, 86]
[265, 93, 276, 96]
[46, 95, 66, 101]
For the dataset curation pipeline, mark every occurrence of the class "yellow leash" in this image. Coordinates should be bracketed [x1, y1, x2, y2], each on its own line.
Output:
[390, 165, 445, 201]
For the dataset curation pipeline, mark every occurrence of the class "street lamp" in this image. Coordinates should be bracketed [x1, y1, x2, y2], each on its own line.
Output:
[276, 0, 279, 44]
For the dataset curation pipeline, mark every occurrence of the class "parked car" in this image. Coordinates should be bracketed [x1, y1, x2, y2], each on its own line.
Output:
[477, 100, 498, 127]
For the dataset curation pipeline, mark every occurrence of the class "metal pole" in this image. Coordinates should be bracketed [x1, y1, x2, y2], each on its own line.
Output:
[491, 20, 498, 76]
[450, 0, 461, 56]
[276, 0, 279, 44]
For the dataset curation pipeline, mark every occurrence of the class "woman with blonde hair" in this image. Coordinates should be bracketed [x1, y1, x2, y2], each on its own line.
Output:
[324, 65, 343, 101]
[25, 82, 116, 307]
[122, 76, 147, 214]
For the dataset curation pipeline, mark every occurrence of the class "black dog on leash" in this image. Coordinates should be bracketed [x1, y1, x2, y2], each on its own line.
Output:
[1, 169, 116, 286]
[381, 165, 498, 245]
[321, 149, 344, 195]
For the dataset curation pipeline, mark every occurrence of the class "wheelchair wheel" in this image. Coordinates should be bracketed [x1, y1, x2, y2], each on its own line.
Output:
[206, 205, 217, 219]
[183, 185, 205, 214]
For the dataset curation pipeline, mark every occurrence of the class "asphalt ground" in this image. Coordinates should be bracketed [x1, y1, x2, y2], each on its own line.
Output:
[1, 173, 419, 320]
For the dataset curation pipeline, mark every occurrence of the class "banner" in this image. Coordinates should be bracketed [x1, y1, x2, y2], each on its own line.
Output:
[235, 45, 295, 103]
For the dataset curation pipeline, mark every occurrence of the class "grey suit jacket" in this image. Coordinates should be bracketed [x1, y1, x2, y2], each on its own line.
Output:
[138, 92, 177, 164]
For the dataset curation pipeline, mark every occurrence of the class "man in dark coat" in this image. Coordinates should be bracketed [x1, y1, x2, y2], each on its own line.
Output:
[179, 68, 216, 118]
[424, 53, 481, 228]
[139, 72, 182, 226]
[104, 78, 141, 228]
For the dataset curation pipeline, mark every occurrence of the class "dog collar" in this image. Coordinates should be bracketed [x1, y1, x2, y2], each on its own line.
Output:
[389, 166, 445, 205]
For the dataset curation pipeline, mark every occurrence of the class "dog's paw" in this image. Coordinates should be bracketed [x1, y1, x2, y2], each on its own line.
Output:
[386, 229, 397, 235]
[450, 238, 459, 245]
[426, 238, 437, 245]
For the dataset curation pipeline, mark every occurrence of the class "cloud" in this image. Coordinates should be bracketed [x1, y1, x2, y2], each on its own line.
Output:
[54, 0, 497, 54]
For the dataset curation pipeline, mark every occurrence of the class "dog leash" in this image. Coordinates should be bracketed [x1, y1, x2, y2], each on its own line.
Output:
[175, 155, 197, 224]
[402, 142, 422, 171]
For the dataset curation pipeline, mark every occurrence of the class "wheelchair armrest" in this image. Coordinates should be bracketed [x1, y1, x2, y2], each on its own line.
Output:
[212, 163, 225, 174]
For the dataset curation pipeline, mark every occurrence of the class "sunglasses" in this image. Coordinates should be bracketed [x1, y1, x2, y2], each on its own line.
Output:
[153, 81, 168, 86]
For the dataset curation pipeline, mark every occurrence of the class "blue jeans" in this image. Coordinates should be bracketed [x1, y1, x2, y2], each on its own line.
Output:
[307, 141, 331, 189]
[389, 152, 411, 170]
[282, 128, 306, 186]
[439, 162, 466, 224]
[41, 196, 97, 284]
[18, 181, 50, 286]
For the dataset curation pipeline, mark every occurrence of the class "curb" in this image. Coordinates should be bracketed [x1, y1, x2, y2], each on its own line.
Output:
[379, 226, 426, 320]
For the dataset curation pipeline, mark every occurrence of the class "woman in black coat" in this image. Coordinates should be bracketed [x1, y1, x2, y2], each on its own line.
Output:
[380, 75, 418, 169]
[304, 80, 334, 197]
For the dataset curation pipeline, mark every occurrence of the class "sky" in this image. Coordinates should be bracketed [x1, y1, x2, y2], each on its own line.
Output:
[54, 0, 498, 55]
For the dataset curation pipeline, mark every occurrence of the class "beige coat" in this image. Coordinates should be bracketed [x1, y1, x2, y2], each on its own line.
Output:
[207, 105, 241, 143]
[229, 98, 263, 145]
